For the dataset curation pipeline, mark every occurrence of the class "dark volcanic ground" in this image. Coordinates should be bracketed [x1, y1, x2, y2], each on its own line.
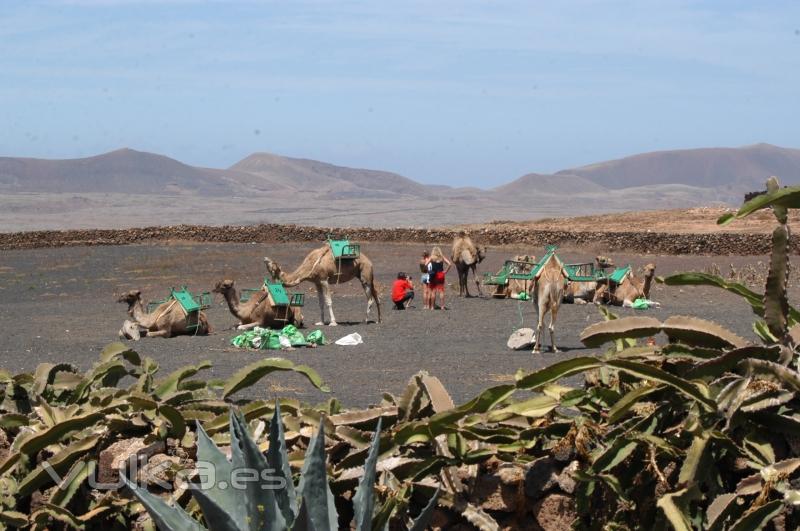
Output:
[0, 241, 777, 408]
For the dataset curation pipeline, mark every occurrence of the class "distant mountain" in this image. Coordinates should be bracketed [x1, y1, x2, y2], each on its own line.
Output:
[492, 172, 606, 196]
[558, 143, 800, 191]
[230, 152, 435, 198]
[0, 148, 239, 195]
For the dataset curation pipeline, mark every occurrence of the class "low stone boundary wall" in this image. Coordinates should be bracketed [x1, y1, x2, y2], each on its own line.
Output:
[0, 224, 789, 255]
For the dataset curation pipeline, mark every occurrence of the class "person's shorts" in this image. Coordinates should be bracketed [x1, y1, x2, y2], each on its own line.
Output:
[429, 271, 446, 290]
[421, 273, 430, 284]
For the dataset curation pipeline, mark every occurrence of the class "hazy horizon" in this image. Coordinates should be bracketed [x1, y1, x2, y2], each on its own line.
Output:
[2, 0, 798, 187]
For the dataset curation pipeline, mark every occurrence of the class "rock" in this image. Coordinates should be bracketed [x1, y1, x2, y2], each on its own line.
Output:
[556, 461, 579, 494]
[524, 456, 559, 499]
[137, 454, 182, 488]
[508, 328, 536, 350]
[98, 438, 165, 485]
[0, 429, 9, 462]
[469, 465, 525, 512]
[533, 493, 577, 531]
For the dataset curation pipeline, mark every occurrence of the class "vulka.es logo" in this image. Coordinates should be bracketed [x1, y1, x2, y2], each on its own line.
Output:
[42, 454, 287, 491]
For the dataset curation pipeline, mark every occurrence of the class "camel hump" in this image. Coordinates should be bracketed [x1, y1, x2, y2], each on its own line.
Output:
[460, 249, 476, 265]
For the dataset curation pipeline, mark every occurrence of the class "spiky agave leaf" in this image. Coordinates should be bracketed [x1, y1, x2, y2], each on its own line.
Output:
[352, 418, 381, 531]
[122, 475, 206, 531]
[718, 180, 800, 225]
[267, 403, 297, 526]
[222, 358, 329, 399]
[298, 420, 338, 531]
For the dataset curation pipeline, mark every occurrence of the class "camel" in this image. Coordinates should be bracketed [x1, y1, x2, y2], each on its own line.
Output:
[527, 252, 569, 353]
[595, 263, 656, 306]
[452, 232, 487, 297]
[212, 279, 303, 330]
[263, 246, 381, 326]
[563, 256, 616, 304]
[117, 290, 210, 339]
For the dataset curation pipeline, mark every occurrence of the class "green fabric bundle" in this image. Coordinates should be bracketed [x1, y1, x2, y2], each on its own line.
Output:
[230, 326, 326, 350]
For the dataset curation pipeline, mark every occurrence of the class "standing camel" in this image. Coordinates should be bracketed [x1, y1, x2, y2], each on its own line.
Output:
[528, 253, 569, 353]
[117, 290, 210, 339]
[595, 264, 656, 306]
[263, 246, 381, 326]
[452, 232, 487, 297]
[212, 279, 303, 329]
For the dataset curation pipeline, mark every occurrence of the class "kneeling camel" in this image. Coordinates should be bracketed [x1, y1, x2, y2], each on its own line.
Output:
[117, 290, 210, 339]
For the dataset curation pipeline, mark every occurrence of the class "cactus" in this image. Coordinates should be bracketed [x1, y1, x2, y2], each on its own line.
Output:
[126, 408, 438, 531]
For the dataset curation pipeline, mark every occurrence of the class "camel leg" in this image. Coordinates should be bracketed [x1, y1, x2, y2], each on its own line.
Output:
[549, 302, 560, 353]
[320, 280, 337, 326]
[360, 279, 375, 322]
[532, 301, 545, 354]
[462, 270, 471, 297]
[148, 329, 170, 338]
[471, 265, 484, 297]
[237, 322, 260, 330]
[314, 281, 327, 326]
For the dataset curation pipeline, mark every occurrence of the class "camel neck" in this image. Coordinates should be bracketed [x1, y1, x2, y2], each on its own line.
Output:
[222, 289, 243, 319]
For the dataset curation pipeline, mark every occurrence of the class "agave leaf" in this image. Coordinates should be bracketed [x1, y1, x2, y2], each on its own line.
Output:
[397, 374, 426, 421]
[765, 224, 790, 338]
[409, 488, 440, 531]
[298, 421, 338, 531]
[154, 361, 212, 398]
[728, 499, 782, 531]
[662, 315, 748, 349]
[222, 358, 330, 399]
[30, 503, 87, 530]
[267, 403, 297, 527]
[516, 357, 603, 389]
[605, 359, 717, 411]
[32, 363, 80, 397]
[123, 476, 206, 531]
[229, 410, 286, 531]
[737, 458, 800, 495]
[580, 317, 662, 348]
[656, 487, 700, 531]
[747, 411, 800, 436]
[740, 359, 800, 392]
[100, 342, 142, 365]
[659, 273, 768, 318]
[707, 493, 744, 531]
[19, 410, 108, 455]
[591, 438, 639, 473]
[420, 374, 456, 412]
[50, 459, 96, 508]
[353, 418, 382, 531]
[716, 377, 752, 418]
[17, 434, 101, 497]
[607, 384, 658, 423]
[678, 431, 710, 485]
[292, 499, 316, 531]
[0, 413, 29, 429]
[194, 421, 241, 527]
[0, 510, 28, 527]
[486, 395, 558, 422]
[740, 389, 795, 413]
[720, 182, 800, 224]
[328, 406, 398, 428]
[438, 493, 500, 531]
[689, 345, 782, 379]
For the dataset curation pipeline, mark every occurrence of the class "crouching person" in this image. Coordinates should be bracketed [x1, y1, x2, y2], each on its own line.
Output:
[391, 272, 414, 310]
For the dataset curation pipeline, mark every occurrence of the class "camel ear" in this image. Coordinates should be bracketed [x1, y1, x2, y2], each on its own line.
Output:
[133, 290, 141, 297]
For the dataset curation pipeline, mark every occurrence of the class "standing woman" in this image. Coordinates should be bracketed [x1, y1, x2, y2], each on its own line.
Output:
[419, 251, 431, 309]
[427, 246, 453, 310]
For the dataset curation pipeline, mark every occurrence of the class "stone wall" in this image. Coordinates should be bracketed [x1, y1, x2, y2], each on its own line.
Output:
[0, 224, 789, 255]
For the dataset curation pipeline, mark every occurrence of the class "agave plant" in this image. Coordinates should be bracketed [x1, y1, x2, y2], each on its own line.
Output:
[125, 405, 439, 530]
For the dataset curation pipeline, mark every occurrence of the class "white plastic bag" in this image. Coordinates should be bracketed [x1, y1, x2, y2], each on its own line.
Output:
[335, 332, 363, 346]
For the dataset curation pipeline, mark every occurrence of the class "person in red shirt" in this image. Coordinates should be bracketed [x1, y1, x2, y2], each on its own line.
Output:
[391, 272, 415, 310]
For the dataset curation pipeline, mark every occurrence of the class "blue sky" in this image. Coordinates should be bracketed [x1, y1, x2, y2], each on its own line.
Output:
[1, 1, 798, 187]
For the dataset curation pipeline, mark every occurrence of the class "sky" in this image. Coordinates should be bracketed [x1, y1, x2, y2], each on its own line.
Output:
[0, 1, 798, 187]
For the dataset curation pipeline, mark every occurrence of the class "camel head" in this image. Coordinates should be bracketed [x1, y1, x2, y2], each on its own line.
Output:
[212, 279, 236, 295]
[116, 289, 142, 306]
[642, 263, 656, 277]
[263, 257, 281, 281]
[476, 246, 487, 263]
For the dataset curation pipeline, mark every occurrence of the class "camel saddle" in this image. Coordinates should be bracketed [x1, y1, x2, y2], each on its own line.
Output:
[327, 238, 360, 259]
